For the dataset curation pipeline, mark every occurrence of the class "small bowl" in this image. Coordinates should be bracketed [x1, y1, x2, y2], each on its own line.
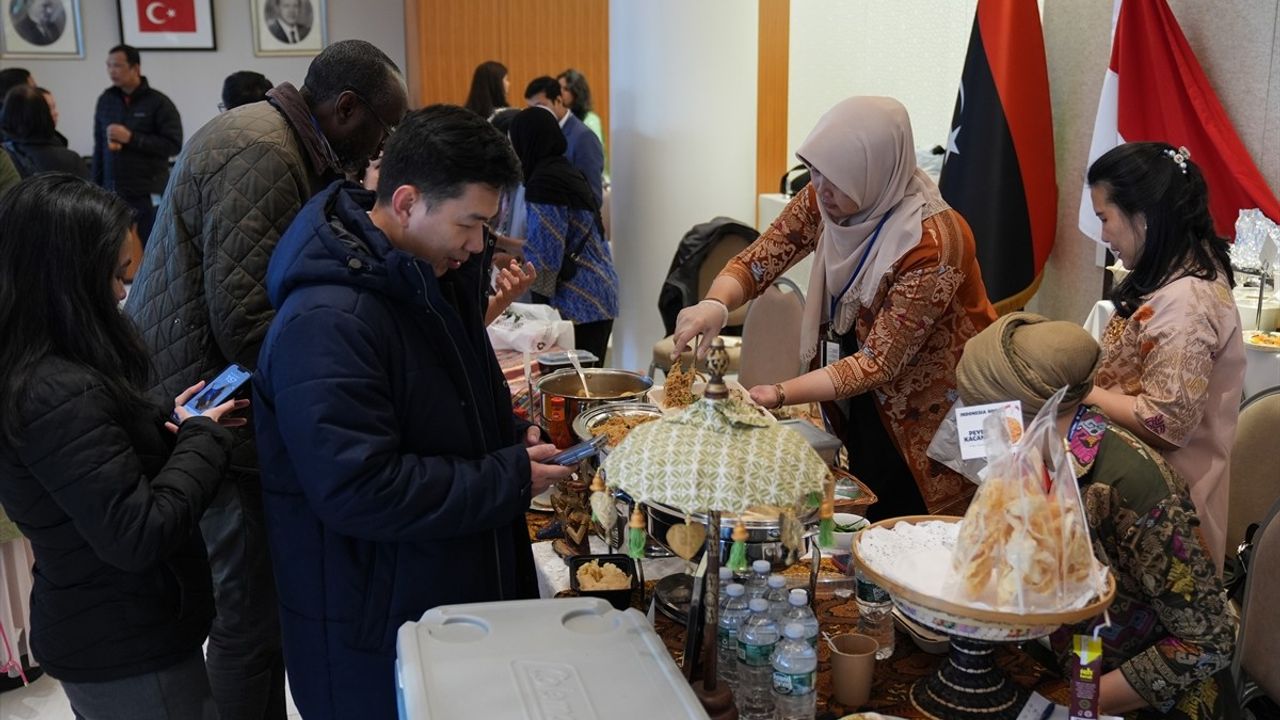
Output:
[567, 554, 636, 611]
[823, 512, 867, 553]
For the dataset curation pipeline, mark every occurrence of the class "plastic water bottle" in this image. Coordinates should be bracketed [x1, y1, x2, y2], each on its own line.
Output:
[716, 566, 734, 613]
[764, 575, 790, 622]
[717, 583, 750, 692]
[736, 597, 779, 720]
[855, 568, 894, 659]
[746, 559, 771, 601]
[771, 622, 817, 720]
[782, 589, 820, 648]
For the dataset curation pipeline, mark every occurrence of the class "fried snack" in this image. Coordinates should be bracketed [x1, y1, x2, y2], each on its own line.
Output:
[952, 446, 1096, 610]
[1005, 416, 1024, 444]
[664, 359, 696, 408]
[589, 414, 658, 446]
[576, 560, 632, 590]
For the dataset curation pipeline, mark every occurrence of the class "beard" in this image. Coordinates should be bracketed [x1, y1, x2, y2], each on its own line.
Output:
[330, 136, 371, 177]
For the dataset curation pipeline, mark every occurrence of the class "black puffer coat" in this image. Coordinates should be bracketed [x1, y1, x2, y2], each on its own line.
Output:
[0, 357, 232, 682]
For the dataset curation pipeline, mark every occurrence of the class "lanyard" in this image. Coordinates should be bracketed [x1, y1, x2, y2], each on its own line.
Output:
[828, 209, 894, 322]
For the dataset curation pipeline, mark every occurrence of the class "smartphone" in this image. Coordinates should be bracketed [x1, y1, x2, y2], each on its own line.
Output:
[180, 364, 252, 417]
[544, 435, 608, 466]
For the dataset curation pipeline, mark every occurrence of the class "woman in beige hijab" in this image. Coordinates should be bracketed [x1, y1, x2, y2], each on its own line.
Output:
[672, 97, 996, 519]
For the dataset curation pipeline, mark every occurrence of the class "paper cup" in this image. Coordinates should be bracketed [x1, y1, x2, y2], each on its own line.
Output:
[830, 632, 878, 709]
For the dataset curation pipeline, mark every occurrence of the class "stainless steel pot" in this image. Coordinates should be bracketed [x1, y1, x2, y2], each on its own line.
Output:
[643, 501, 817, 571]
[572, 401, 663, 447]
[534, 368, 653, 434]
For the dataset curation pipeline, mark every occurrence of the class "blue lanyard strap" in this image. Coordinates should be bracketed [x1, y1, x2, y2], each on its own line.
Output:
[829, 209, 893, 321]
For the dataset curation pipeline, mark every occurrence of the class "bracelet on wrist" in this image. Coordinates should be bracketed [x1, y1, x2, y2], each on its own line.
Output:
[773, 383, 787, 408]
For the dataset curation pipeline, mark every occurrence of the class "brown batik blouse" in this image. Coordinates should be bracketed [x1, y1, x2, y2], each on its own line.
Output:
[721, 185, 997, 513]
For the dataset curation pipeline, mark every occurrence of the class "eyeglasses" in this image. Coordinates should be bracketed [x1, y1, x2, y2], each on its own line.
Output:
[347, 89, 396, 150]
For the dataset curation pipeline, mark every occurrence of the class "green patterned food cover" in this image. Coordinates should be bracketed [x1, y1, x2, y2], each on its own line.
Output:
[601, 395, 828, 513]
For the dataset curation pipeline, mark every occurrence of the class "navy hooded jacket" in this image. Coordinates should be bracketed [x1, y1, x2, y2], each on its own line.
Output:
[254, 181, 537, 719]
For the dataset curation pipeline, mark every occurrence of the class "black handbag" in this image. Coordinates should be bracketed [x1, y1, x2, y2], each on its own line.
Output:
[557, 209, 607, 284]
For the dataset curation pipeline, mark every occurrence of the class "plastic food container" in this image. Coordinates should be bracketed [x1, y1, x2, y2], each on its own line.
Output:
[395, 598, 710, 719]
[567, 554, 637, 611]
[537, 349, 600, 375]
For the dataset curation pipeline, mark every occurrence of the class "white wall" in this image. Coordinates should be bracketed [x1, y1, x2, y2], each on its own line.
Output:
[786, 0, 978, 165]
[6, 0, 405, 157]
[609, 0, 758, 372]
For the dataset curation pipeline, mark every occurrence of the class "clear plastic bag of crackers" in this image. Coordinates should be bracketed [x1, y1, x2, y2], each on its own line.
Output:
[945, 387, 1107, 613]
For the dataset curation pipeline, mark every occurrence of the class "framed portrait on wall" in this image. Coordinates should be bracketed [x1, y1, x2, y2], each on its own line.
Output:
[118, 0, 216, 50]
[1, 0, 83, 58]
[252, 0, 325, 57]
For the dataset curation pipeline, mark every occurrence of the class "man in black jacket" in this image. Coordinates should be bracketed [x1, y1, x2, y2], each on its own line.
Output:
[92, 45, 182, 244]
[255, 106, 573, 719]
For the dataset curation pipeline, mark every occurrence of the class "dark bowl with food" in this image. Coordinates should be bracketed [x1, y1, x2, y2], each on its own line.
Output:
[567, 554, 637, 611]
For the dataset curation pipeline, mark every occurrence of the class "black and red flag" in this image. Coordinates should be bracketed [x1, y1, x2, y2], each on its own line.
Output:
[939, 0, 1057, 314]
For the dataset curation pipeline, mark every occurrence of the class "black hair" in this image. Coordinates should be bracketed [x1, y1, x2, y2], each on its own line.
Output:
[0, 174, 149, 443]
[1088, 141, 1234, 318]
[557, 68, 593, 120]
[221, 71, 274, 110]
[376, 104, 521, 206]
[464, 61, 508, 119]
[523, 76, 560, 103]
[490, 106, 519, 135]
[109, 44, 141, 66]
[0, 68, 31, 108]
[0, 85, 55, 141]
[302, 39, 402, 108]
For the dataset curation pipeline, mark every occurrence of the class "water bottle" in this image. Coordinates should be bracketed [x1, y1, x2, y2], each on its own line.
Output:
[855, 568, 894, 659]
[716, 566, 734, 613]
[783, 589, 820, 648]
[746, 559, 771, 601]
[717, 583, 750, 692]
[764, 575, 790, 622]
[736, 597, 779, 720]
[771, 622, 817, 720]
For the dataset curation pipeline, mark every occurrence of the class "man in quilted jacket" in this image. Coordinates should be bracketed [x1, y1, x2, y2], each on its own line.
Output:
[124, 39, 408, 720]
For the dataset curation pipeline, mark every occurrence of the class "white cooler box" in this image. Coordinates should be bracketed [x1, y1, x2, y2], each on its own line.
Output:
[396, 597, 710, 719]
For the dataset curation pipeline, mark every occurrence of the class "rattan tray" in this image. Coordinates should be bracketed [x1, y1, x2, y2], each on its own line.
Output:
[851, 515, 1115, 641]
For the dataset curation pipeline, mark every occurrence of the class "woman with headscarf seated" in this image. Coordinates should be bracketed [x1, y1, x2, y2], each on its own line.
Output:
[954, 312, 1235, 720]
[672, 96, 997, 520]
[507, 107, 618, 361]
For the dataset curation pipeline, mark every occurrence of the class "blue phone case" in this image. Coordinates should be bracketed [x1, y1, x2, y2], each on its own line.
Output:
[182, 364, 252, 416]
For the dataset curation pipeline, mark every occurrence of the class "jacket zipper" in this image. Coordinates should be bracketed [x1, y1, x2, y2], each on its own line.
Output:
[411, 262, 510, 600]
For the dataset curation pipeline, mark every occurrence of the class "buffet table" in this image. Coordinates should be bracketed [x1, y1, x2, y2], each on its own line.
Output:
[525, 511, 1069, 718]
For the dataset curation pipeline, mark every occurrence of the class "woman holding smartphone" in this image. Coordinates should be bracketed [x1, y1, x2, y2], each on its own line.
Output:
[0, 174, 244, 719]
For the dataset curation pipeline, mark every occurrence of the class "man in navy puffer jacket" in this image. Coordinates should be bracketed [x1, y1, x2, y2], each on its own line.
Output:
[254, 105, 574, 719]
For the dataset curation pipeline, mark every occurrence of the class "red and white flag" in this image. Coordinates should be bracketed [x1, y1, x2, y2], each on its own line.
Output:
[136, 0, 197, 33]
[1079, 0, 1280, 244]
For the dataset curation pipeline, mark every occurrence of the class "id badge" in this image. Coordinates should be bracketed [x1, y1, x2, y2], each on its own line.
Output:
[822, 338, 841, 367]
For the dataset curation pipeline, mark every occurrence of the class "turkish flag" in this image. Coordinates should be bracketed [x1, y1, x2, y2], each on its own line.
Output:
[938, 0, 1057, 313]
[1080, 0, 1280, 243]
[136, 0, 197, 33]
